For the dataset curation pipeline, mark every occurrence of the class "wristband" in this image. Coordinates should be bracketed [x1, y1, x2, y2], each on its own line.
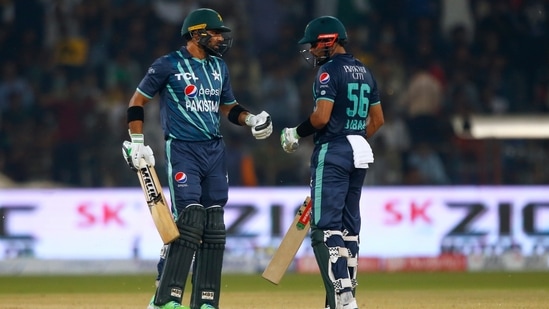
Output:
[296, 117, 317, 137]
[127, 106, 145, 123]
[130, 133, 144, 143]
[228, 104, 249, 125]
[244, 114, 255, 126]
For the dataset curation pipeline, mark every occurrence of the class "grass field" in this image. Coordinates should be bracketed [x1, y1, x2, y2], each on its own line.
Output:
[0, 272, 548, 308]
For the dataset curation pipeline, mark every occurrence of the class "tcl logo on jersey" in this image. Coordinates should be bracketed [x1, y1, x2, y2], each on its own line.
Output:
[184, 85, 221, 98]
[175, 72, 198, 81]
[319, 72, 330, 84]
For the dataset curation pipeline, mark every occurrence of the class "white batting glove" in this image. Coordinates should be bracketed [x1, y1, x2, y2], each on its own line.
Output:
[245, 111, 273, 139]
[121, 134, 155, 171]
[280, 127, 300, 153]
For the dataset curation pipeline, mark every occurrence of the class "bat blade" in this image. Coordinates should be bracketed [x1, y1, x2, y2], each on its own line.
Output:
[136, 162, 180, 244]
[262, 196, 312, 284]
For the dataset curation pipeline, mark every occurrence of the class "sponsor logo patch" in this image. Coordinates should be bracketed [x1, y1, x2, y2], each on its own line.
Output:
[185, 85, 198, 98]
[201, 291, 215, 300]
[319, 72, 330, 84]
[174, 172, 188, 183]
[170, 288, 182, 298]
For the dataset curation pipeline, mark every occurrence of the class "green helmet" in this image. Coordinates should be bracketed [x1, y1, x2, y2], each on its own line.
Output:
[298, 16, 347, 44]
[181, 8, 231, 37]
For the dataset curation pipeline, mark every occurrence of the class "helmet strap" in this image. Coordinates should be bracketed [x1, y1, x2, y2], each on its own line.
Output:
[315, 48, 332, 66]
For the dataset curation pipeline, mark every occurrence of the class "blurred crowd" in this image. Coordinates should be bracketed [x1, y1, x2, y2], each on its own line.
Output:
[0, 0, 548, 188]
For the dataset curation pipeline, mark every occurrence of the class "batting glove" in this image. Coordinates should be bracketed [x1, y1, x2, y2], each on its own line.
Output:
[245, 111, 273, 139]
[280, 127, 300, 153]
[122, 134, 155, 171]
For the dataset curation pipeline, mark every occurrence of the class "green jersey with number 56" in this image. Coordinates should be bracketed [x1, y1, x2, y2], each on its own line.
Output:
[312, 53, 380, 144]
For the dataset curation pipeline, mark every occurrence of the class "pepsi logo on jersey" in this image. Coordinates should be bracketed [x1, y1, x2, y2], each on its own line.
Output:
[184, 85, 221, 98]
[185, 85, 198, 98]
[174, 171, 188, 184]
[319, 72, 330, 84]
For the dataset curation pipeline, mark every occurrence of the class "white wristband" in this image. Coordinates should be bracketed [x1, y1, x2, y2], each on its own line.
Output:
[130, 133, 144, 143]
[244, 114, 256, 127]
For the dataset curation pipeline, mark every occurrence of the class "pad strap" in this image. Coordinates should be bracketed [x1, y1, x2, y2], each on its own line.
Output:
[343, 233, 359, 288]
[328, 246, 350, 263]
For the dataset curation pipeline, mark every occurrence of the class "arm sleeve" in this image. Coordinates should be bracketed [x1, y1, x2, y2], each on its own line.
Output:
[136, 57, 170, 99]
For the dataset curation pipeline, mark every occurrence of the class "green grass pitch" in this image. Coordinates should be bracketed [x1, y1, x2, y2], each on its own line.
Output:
[0, 272, 547, 308]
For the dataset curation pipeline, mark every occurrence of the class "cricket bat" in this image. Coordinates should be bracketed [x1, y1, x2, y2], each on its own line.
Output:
[136, 159, 180, 244]
[262, 196, 312, 284]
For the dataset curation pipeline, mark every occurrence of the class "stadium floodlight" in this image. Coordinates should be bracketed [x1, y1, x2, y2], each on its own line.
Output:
[452, 115, 549, 139]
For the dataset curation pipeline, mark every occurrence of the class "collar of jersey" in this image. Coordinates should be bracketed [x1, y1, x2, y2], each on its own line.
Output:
[179, 46, 212, 62]
[179, 47, 193, 59]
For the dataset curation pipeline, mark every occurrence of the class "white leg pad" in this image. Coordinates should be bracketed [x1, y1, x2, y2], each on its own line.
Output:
[343, 234, 359, 289]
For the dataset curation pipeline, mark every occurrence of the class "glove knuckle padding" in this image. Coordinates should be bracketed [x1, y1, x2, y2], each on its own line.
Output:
[254, 116, 271, 131]
[251, 113, 272, 139]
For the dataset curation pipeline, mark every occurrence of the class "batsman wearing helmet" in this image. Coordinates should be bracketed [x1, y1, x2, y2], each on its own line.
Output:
[280, 16, 384, 309]
[122, 8, 273, 309]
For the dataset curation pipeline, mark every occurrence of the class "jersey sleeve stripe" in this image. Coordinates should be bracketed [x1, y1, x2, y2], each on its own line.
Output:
[137, 88, 154, 99]
[315, 97, 335, 103]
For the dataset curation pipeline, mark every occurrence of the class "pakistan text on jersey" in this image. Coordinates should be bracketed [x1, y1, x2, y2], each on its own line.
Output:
[185, 100, 220, 112]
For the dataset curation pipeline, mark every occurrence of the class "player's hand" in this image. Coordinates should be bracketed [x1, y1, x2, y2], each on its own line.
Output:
[122, 134, 155, 171]
[280, 127, 300, 153]
[245, 111, 273, 139]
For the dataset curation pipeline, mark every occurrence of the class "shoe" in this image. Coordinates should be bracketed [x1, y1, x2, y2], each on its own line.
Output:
[342, 299, 358, 309]
[147, 296, 190, 309]
[338, 291, 358, 309]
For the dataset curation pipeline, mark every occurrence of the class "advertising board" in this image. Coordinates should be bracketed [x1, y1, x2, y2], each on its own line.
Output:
[0, 187, 548, 261]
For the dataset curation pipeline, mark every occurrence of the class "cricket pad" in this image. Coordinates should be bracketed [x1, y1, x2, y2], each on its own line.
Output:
[190, 206, 226, 309]
[154, 204, 205, 306]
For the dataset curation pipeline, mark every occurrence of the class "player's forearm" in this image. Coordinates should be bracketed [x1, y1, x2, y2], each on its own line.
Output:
[296, 101, 331, 137]
[366, 106, 384, 138]
[127, 91, 149, 134]
[128, 120, 144, 134]
[366, 121, 382, 138]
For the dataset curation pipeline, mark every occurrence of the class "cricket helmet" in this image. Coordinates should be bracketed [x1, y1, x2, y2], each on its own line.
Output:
[298, 16, 347, 45]
[181, 8, 231, 37]
[181, 8, 232, 57]
[298, 16, 347, 67]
